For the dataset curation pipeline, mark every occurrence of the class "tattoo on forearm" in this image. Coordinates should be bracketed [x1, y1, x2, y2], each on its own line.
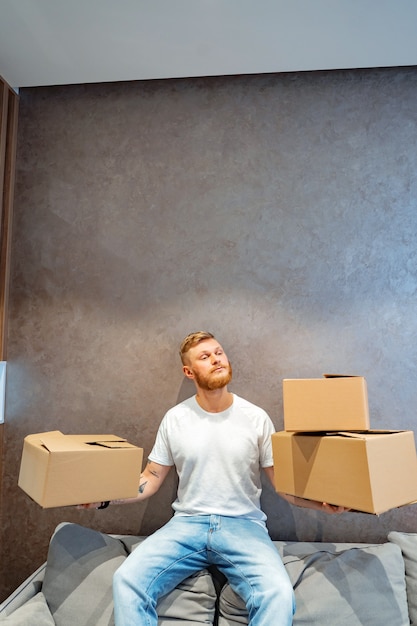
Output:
[145, 461, 160, 479]
[139, 480, 148, 494]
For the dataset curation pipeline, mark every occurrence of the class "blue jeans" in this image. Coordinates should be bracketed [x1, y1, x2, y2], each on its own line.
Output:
[113, 515, 295, 626]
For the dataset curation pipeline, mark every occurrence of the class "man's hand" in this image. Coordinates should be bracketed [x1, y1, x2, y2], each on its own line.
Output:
[77, 502, 103, 509]
[321, 502, 350, 514]
[277, 491, 351, 513]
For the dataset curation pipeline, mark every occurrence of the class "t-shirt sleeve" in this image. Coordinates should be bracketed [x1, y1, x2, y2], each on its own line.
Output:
[259, 412, 276, 468]
[148, 415, 175, 466]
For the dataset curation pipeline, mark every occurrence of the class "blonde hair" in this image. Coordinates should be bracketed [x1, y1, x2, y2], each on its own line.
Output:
[179, 331, 215, 364]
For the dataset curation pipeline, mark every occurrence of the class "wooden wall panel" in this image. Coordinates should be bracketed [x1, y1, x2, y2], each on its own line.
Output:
[0, 79, 18, 359]
[0, 76, 18, 594]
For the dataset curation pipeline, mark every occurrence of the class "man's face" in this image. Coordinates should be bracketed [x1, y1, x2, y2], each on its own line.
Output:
[183, 338, 232, 391]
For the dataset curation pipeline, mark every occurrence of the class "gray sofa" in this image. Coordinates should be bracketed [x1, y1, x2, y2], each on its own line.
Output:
[0, 522, 416, 625]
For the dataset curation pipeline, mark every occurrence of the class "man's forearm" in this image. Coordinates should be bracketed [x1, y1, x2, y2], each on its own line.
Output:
[108, 466, 161, 505]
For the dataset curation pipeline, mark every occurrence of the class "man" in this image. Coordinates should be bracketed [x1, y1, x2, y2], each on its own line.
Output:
[83, 331, 346, 625]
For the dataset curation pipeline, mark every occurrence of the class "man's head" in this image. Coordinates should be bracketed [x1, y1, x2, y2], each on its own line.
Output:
[179, 331, 215, 364]
[180, 331, 232, 391]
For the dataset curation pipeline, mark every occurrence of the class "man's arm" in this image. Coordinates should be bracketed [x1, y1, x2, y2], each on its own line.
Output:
[78, 460, 172, 509]
[263, 466, 349, 514]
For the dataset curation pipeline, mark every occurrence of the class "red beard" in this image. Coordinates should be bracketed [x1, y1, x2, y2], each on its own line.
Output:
[193, 363, 233, 390]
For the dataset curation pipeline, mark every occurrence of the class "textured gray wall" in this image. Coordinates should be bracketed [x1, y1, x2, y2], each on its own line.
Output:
[2, 67, 417, 599]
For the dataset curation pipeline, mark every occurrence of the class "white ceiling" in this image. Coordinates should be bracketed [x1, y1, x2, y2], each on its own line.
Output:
[1, 0, 417, 89]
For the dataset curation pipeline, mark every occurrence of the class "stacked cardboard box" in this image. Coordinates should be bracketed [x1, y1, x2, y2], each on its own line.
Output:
[272, 375, 417, 514]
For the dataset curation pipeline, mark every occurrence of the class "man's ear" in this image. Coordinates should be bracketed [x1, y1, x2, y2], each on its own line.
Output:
[183, 365, 194, 380]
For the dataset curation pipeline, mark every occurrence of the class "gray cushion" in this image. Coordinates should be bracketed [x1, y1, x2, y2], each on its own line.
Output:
[0, 562, 46, 617]
[0, 592, 54, 625]
[42, 522, 216, 625]
[388, 531, 417, 625]
[42, 522, 127, 626]
[157, 570, 217, 625]
[218, 541, 409, 626]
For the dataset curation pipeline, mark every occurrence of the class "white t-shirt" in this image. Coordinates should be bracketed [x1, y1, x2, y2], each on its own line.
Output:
[148, 394, 275, 523]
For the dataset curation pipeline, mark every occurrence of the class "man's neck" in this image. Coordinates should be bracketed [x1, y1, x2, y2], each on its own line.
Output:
[195, 386, 233, 413]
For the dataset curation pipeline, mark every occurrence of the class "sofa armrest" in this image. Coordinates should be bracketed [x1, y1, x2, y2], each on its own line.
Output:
[0, 562, 46, 616]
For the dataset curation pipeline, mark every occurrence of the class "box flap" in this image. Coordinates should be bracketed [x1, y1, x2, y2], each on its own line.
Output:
[39, 433, 129, 452]
[86, 440, 132, 449]
[282, 431, 405, 439]
[323, 374, 362, 378]
[39, 432, 84, 452]
[25, 430, 62, 443]
[70, 434, 127, 443]
[335, 430, 404, 439]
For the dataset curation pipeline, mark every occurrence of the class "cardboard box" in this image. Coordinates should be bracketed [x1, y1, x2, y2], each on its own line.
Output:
[272, 429, 417, 514]
[283, 375, 370, 431]
[18, 431, 143, 508]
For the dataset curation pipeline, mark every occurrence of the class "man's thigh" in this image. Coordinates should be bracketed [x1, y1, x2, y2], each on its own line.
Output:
[207, 516, 289, 586]
[117, 516, 211, 597]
